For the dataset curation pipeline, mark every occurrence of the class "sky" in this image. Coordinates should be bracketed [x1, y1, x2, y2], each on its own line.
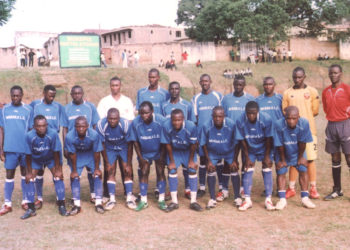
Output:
[0, 0, 180, 47]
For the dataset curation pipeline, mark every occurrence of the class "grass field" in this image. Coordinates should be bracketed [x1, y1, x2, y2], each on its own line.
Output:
[0, 61, 350, 249]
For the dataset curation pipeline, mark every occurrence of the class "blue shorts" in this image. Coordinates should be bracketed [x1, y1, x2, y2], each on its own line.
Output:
[167, 150, 197, 168]
[210, 154, 234, 166]
[4, 152, 26, 170]
[32, 159, 55, 170]
[68, 160, 95, 176]
[276, 164, 307, 175]
[248, 152, 274, 163]
[107, 150, 127, 165]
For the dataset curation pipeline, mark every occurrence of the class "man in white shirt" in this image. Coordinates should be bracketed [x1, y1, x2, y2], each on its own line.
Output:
[97, 76, 135, 121]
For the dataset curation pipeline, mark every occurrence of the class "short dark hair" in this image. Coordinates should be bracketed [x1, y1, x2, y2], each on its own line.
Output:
[139, 101, 153, 112]
[329, 64, 342, 72]
[245, 101, 259, 112]
[71, 85, 83, 93]
[43, 84, 56, 93]
[107, 108, 119, 116]
[110, 76, 121, 83]
[10, 85, 23, 94]
[75, 116, 88, 125]
[34, 114, 47, 123]
[169, 81, 180, 89]
[285, 106, 299, 116]
[293, 66, 305, 75]
[171, 108, 184, 118]
[212, 106, 224, 115]
[149, 68, 160, 76]
[263, 76, 275, 84]
[234, 75, 246, 84]
[200, 74, 211, 81]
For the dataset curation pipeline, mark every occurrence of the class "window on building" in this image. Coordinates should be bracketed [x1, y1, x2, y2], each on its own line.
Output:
[128, 31, 131, 38]
[151, 30, 153, 34]
[176, 31, 181, 37]
[103, 35, 106, 43]
[110, 34, 112, 46]
[113, 33, 116, 41]
[118, 33, 121, 44]
[169, 31, 172, 35]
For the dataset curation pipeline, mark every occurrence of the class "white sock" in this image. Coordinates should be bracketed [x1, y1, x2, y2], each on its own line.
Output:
[74, 200, 81, 207]
[110, 194, 116, 202]
[91, 193, 96, 199]
[171, 191, 178, 204]
[159, 193, 165, 202]
[245, 197, 251, 203]
[200, 186, 205, 191]
[95, 199, 102, 206]
[141, 195, 147, 203]
[5, 201, 11, 207]
[190, 191, 197, 203]
[126, 194, 132, 202]
[289, 181, 296, 190]
[222, 189, 229, 196]
[310, 181, 316, 186]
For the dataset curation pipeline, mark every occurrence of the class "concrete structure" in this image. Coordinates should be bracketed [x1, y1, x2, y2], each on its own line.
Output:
[340, 39, 350, 60]
[0, 46, 17, 68]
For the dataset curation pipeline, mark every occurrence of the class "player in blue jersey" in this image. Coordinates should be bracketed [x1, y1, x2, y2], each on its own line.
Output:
[161, 109, 203, 212]
[63, 85, 100, 204]
[136, 68, 170, 115]
[235, 101, 275, 211]
[30, 84, 65, 209]
[162, 81, 195, 199]
[128, 101, 167, 211]
[200, 107, 241, 208]
[0, 85, 33, 216]
[65, 116, 104, 215]
[220, 75, 254, 200]
[273, 106, 316, 210]
[21, 115, 68, 219]
[97, 108, 136, 210]
[192, 74, 222, 198]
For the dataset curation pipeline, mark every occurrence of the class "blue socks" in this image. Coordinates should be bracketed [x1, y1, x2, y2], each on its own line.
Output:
[301, 191, 309, 198]
[207, 172, 216, 200]
[242, 169, 254, 197]
[54, 179, 65, 201]
[4, 179, 14, 204]
[183, 168, 190, 190]
[216, 163, 223, 190]
[26, 180, 35, 203]
[189, 174, 198, 192]
[140, 182, 148, 197]
[35, 176, 44, 201]
[107, 181, 116, 196]
[222, 173, 230, 192]
[124, 181, 133, 196]
[21, 176, 27, 202]
[71, 177, 80, 201]
[278, 190, 286, 199]
[157, 180, 166, 195]
[87, 170, 94, 194]
[231, 172, 241, 199]
[262, 169, 273, 198]
[94, 176, 103, 200]
[168, 173, 178, 193]
[199, 165, 206, 190]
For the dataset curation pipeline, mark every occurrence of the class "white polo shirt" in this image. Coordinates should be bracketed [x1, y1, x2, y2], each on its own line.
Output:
[97, 94, 135, 121]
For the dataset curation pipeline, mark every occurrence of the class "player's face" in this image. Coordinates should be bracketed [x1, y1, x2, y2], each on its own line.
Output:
[44, 90, 56, 104]
[140, 106, 153, 124]
[286, 112, 299, 129]
[246, 108, 258, 123]
[263, 79, 275, 95]
[169, 84, 180, 99]
[213, 109, 225, 128]
[34, 119, 48, 137]
[233, 80, 245, 94]
[110, 80, 121, 95]
[292, 71, 306, 87]
[75, 120, 88, 137]
[71, 88, 84, 104]
[328, 67, 342, 84]
[171, 113, 184, 130]
[148, 72, 160, 87]
[199, 76, 211, 92]
[107, 112, 120, 128]
[11, 89, 23, 106]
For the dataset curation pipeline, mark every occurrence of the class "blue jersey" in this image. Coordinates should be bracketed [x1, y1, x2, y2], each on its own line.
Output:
[63, 101, 100, 131]
[192, 91, 222, 128]
[128, 114, 165, 160]
[136, 86, 170, 115]
[236, 112, 273, 155]
[161, 119, 197, 151]
[65, 128, 103, 168]
[199, 118, 236, 158]
[24, 128, 62, 163]
[96, 117, 129, 152]
[161, 98, 196, 122]
[222, 92, 254, 122]
[256, 93, 283, 122]
[31, 99, 65, 132]
[0, 103, 33, 153]
[273, 117, 313, 165]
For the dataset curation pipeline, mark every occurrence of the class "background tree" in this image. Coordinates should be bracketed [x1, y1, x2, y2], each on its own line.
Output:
[177, 0, 350, 44]
[0, 0, 16, 27]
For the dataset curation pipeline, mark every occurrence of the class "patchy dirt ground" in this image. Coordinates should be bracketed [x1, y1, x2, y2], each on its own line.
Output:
[1, 62, 350, 249]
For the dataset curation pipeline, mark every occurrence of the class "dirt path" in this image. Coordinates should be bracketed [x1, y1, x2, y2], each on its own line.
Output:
[160, 68, 193, 88]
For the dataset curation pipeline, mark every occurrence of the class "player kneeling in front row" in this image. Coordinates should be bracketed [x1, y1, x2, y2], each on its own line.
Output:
[97, 108, 136, 210]
[129, 101, 167, 211]
[65, 116, 104, 215]
[22, 115, 68, 219]
[161, 109, 203, 212]
[200, 107, 241, 209]
[236, 101, 275, 211]
[274, 106, 316, 210]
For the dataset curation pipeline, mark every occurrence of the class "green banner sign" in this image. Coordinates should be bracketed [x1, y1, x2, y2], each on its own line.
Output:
[59, 34, 101, 68]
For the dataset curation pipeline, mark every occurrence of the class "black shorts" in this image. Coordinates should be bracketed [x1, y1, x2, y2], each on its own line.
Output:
[325, 119, 350, 154]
